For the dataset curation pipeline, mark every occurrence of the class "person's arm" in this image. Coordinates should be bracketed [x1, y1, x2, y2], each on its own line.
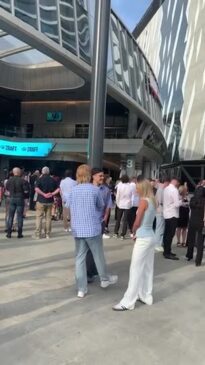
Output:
[6, 179, 10, 192]
[51, 187, 60, 196]
[132, 199, 148, 235]
[173, 189, 182, 208]
[116, 184, 121, 207]
[96, 189, 105, 210]
[103, 191, 112, 223]
[35, 186, 52, 198]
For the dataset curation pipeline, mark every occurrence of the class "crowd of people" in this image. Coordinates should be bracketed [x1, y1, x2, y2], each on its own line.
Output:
[0, 164, 205, 311]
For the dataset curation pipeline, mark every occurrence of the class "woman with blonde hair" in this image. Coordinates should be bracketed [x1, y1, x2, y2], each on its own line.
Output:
[113, 178, 156, 311]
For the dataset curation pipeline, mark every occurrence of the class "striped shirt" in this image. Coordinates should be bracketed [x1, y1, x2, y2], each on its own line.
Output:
[65, 183, 104, 238]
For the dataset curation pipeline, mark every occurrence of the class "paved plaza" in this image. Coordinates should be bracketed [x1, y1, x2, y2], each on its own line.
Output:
[0, 210, 205, 365]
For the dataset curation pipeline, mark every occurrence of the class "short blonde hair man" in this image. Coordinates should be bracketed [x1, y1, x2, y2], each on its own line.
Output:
[76, 164, 91, 184]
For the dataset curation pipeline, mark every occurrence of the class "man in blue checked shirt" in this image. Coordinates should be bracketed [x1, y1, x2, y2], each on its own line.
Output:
[65, 164, 118, 298]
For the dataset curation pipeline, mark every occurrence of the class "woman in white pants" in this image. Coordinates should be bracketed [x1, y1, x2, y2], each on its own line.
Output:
[113, 179, 156, 311]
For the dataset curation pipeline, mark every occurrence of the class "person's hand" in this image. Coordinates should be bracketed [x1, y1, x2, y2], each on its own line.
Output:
[44, 192, 53, 198]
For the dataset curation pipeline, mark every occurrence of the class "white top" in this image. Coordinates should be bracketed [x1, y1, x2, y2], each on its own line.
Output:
[116, 182, 132, 209]
[130, 182, 140, 207]
[163, 183, 182, 219]
[60, 177, 77, 203]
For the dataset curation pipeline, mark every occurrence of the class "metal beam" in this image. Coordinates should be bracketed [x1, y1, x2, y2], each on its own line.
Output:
[0, 30, 7, 37]
[0, 45, 32, 59]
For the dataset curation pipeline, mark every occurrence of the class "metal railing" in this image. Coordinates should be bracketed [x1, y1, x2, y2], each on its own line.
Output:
[0, 125, 129, 139]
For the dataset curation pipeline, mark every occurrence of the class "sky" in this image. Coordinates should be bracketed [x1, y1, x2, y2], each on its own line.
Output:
[111, 0, 152, 31]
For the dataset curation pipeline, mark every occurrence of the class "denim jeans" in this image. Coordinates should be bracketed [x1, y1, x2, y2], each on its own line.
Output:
[7, 197, 24, 234]
[75, 235, 109, 292]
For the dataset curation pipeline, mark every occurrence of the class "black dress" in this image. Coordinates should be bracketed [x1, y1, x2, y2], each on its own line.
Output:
[186, 197, 205, 265]
[177, 198, 189, 228]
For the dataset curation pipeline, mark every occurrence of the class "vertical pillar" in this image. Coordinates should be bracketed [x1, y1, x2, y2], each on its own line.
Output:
[143, 161, 151, 178]
[0, 156, 9, 180]
[88, 0, 111, 168]
[127, 112, 138, 138]
[126, 155, 136, 178]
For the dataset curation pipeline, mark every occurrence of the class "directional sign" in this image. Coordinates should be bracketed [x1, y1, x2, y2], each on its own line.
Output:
[0, 139, 54, 157]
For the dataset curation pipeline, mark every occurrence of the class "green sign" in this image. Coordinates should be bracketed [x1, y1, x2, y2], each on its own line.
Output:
[47, 112, 62, 122]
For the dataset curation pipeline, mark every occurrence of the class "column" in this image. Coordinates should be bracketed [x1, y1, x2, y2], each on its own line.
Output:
[88, 0, 111, 168]
[127, 112, 138, 138]
[126, 155, 136, 178]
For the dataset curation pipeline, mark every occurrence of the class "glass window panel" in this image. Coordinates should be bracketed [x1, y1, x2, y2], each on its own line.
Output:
[0, 35, 26, 53]
[133, 44, 143, 106]
[144, 61, 151, 114]
[126, 35, 136, 100]
[110, 14, 123, 90]
[2, 49, 52, 65]
[14, 0, 37, 29]
[0, 0, 11, 12]
[77, 0, 84, 7]
[119, 24, 130, 95]
[39, 0, 59, 43]
[59, 0, 77, 54]
[107, 35, 114, 82]
[76, 2, 90, 62]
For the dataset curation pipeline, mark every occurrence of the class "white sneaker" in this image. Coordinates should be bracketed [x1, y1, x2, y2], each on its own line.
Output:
[103, 233, 110, 239]
[101, 275, 118, 288]
[155, 246, 163, 252]
[77, 290, 87, 298]
[139, 296, 153, 306]
[112, 302, 134, 311]
[46, 234, 50, 239]
[64, 229, 68, 232]
[130, 233, 134, 238]
[68, 228, 72, 232]
[112, 234, 118, 238]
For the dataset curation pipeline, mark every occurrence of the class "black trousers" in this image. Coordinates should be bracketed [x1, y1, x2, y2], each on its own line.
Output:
[114, 208, 129, 237]
[163, 217, 178, 255]
[186, 226, 204, 265]
[86, 248, 98, 277]
[127, 207, 137, 232]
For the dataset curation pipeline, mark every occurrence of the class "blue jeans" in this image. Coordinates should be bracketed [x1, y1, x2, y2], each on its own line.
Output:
[154, 213, 165, 247]
[75, 235, 109, 292]
[7, 197, 24, 234]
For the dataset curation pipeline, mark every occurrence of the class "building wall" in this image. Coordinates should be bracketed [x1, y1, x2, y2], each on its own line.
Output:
[21, 101, 90, 138]
[137, 0, 194, 161]
[20, 101, 127, 139]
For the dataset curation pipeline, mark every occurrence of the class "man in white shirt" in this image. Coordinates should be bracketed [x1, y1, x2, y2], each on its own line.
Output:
[60, 170, 77, 231]
[114, 175, 133, 240]
[155, 177, 170, 252]
[163, 177, 181, 260]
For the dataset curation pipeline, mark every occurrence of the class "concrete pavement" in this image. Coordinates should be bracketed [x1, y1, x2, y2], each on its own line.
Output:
[0, 210, 205, 365]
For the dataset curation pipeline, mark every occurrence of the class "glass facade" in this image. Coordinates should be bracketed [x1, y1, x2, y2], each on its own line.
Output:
[59, 0, 77, 54]
[0, 0, 163, 136]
